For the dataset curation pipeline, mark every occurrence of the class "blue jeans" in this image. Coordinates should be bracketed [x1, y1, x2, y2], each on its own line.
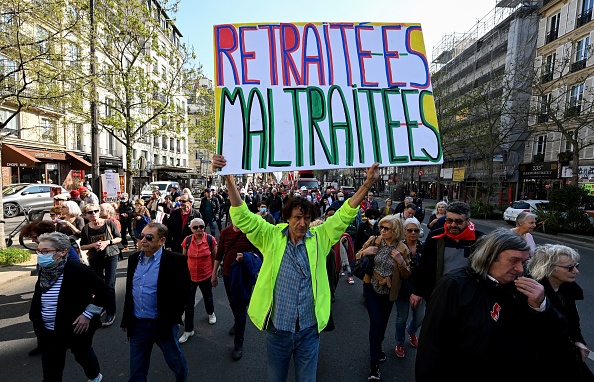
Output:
[223, 275, 249, 348]
[88, 254, 118, 316]
[393, 297, 425, 344]
[205, 216, 217, 236]
[184, 279, 214, 332]
[266, 322, 319, 382]
[128, 318, 188, 382]
[363, 282, 393, 367]
[270, 211, 280, 224]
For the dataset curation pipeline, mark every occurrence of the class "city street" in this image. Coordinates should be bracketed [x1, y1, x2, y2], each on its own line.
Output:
[1, 210, 594, 381]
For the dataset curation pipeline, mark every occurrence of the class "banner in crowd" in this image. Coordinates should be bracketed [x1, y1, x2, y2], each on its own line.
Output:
[214, 22, 442, 174]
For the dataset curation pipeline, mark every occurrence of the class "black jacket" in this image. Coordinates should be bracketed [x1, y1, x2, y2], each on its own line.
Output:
[199, 196, 220, 220]
[411, 226, 484, 300]
[121, 249, 191, 337]
[30, 260, 109, 334]
[165, 208, 201, 253]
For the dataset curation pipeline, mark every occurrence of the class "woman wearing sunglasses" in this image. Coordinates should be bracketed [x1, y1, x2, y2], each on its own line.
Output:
[79, 203, 122, 327]
[393, 217, 425, 359]
[355, 214, 410, 380]
[179, 218, 218, 344]
[527, 244, 593, 381]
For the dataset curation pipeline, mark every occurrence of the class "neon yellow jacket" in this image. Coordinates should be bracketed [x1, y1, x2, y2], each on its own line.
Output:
[230, 200, 359, 332]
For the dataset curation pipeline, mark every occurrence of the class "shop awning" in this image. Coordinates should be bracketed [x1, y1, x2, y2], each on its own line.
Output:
[2, 144, 41, 168]
[66, 151, 92, 170]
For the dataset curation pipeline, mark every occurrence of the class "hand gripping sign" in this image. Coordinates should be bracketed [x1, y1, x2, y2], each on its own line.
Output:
[214, 22, 442, 175]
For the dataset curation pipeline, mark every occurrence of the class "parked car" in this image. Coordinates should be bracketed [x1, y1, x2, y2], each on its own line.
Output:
[140, 181, 180, 202]
[2, 183, 69, 218]
[503, 199, 549, 224]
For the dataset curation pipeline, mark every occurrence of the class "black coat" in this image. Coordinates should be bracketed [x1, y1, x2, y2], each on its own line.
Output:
[30, 260, 109, 334]
[120, 249, 191, 337]
[165, 208, 201, 253]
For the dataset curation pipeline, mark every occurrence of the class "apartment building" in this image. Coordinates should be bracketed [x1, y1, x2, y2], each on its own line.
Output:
[418, 0, 540, 203]
[0, 0, 189, 195]
[187, 77, 214, 192]
[526, 0, 594, 199]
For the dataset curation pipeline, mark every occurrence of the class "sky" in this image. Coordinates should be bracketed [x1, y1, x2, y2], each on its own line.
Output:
[175, 0, 499, 81]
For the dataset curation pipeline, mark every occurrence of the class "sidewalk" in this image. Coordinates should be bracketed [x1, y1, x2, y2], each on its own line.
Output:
[0, 249, 38, 289]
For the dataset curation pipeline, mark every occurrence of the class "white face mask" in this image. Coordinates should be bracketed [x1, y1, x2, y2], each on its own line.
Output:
[368, 219, 377, 225]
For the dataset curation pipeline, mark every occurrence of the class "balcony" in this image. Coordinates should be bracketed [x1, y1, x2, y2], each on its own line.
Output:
[570, 59, 587, 73]
[537, 113, 549, 123]
[540, 72, 553, 83]
[576, 9, 592, 28]
[545, 29, 558, 44]
[565, 105, 581, 117]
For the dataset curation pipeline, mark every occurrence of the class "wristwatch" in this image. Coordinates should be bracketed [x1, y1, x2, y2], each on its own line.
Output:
[109, 239, 113, 245]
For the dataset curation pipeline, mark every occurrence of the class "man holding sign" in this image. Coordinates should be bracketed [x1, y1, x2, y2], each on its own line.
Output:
[212, 154, 379, 382]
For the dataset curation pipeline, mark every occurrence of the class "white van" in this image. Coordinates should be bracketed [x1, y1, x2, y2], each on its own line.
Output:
[140, 181, 180, 202]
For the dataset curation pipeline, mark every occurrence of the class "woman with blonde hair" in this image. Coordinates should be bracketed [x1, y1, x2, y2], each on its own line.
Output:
[356, 214, 410, 380]
[380, 198, 395, 218]
[427, 201, 447, 231]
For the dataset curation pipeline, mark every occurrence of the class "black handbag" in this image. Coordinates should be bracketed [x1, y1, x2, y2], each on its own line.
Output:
[352, 255, 374, 280]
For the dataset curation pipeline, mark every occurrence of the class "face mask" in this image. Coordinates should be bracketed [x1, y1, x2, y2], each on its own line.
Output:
[37, 253, 56, 268]
[338, 197, 344, 201]
[368, 219, 377, 225]
[260, 207, 267, 213]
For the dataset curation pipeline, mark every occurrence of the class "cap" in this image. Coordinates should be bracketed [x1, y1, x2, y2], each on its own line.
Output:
[69, 190, 80, 198]
[204, 189, 211, 192]
[54, 193, 69, 201]
[300, 186, 307, 191]
[240, 188, 246, 194]
[77, 186, 87, 192]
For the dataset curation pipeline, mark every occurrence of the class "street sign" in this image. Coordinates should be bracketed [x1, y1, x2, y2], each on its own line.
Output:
[418, 169, 424, 177]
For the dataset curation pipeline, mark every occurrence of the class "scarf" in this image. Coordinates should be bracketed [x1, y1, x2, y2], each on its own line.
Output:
[39, 258, 67, 293]
[432, 220, 476, 241]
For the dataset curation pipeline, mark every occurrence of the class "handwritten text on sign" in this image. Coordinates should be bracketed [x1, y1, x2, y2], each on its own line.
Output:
[214, 22, 442, 175]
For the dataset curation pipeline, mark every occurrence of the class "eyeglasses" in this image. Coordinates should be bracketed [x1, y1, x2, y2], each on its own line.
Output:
[36, 249, 57, 255]
[49, 214, 56, 217]
[137, 233, 155, 242]
[406, 228, 421, 233]
[86, 210, 100, 215]
[445, 218, 467, 225]
[379, 225, 391, 231]
[556, 263, 579, 272]
[181, 200, 192, 204]
[191, 225, 205, 230]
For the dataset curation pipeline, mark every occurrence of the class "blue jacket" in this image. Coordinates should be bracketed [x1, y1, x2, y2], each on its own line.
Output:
[229, 252, 262, 304]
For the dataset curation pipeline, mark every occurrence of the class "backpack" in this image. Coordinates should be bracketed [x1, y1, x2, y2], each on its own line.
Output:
[184, 234, 214, 252]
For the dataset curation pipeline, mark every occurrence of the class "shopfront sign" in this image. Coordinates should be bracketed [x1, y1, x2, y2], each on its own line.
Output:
[518, 162, 558, 179]
[561, 165, 594, 179]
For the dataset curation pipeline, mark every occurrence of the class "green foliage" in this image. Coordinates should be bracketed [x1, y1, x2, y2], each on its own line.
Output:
[536, 187, 593, 234]
[548, 186, 589, 211]
[469, 200, 496, 219]
[0, 248, 31, 265]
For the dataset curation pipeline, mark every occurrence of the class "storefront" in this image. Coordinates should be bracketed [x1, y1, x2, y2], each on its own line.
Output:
[154, 165, 193, 189]
[518, 161, 561, 200]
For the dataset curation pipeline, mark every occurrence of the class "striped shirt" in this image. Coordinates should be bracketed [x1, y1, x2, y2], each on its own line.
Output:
[41, 275, 63, 330]
[271, 228, 316, 332]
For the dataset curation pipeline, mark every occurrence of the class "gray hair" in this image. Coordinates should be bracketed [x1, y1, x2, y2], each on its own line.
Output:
[433, 201, 447, 215]
[403, 217, 421, 230]
[404, 196, 414, 203]
[516, 212, 537, 226]
[145, 222, 168, 239]
[100, 202, 115, 216]
[61, 200, 82, 217]
[38, 232, 71, 252]
[527, 244, 580, 281]
[469, 229, 530, 278]
[378, 214, 405, 241]
[190, 217, 204, 227]
[447, 201, 471, 218]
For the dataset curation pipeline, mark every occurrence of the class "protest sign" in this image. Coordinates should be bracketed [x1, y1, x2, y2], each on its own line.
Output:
[214, 22, 442, 174]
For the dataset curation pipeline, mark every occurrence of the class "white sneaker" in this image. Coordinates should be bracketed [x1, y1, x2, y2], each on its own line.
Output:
[88, 373, 103, 382]
[208, 313, 217, 324]
[178, 330, 194, 343]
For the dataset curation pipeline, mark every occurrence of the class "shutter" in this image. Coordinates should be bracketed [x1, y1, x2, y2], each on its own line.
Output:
[567, 0, 577, 33]
[537, 18, 546, 48]
[559, 4, 569, 37]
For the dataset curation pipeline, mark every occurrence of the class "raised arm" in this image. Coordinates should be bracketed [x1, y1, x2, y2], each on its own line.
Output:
[348, 163, 380, 209]
[212, 154, 243, 207]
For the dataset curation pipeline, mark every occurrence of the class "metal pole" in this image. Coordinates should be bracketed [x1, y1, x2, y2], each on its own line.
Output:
[90, 0, 101, 196]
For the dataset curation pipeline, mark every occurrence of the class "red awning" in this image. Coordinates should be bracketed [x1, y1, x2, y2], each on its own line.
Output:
[66, 151, 92, 171]
[2, 144, 41, 168]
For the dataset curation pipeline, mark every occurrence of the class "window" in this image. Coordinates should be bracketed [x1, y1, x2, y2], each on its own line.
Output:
[169, 157, 174, 166]
[563, 133, 574, 152]
[66, 43, 80, 67]
[0, 55, 17, 91]
[105, 98, 115, 117]
[578, 0, 594, 27]
[162, 155, 166, 165]
[40, 118, 57, 142]
[74, 123, 83, 150]
[572, 37, 590, 72]
[195, 151, 200, 160]
[36, 27, 50, 54]
[547, 13, 560, 43]
[0, 109, 19, 137]
[170, 137, 174, 151]
[542, 53, 555, 82]
[569, 83, 584, 111]
[535, 135, 547, 155]
[538, 93, 551, 123]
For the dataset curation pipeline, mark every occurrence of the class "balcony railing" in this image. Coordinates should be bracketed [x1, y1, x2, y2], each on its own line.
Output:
[565, 105, 582, 117]
[577, 9, 593, 28]
[570, 59, 587, 73]
[546, 29, 558, 44]
[537, 113, 549, 123]
[540, 72, 553, 83]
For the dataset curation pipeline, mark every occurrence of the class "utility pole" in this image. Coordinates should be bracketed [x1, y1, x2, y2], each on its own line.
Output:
[90, 0, 101, 196]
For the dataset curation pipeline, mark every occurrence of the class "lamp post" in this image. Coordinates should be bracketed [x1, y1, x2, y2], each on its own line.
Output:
[90, 0, 100, 194]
